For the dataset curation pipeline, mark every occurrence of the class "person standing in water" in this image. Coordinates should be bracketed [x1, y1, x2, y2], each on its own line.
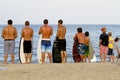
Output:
[56, 19, 67, 63]
[21, 21, 33, 64]
[84, 31, 90, 63]
[74, 27, 86, 63]
[108, 32, 114, 63]
[1, 19, 17, 64]
[113, 37, 120, 62]
[99, 27, 108, 63]
[38, 19, 53, 64]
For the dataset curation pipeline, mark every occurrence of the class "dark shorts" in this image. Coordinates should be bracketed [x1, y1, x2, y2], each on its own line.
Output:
[108, 48, 113, 55]
[23, 41, 32, 53]
[58, 39, 66, 51]
[78, 43, 86, 55]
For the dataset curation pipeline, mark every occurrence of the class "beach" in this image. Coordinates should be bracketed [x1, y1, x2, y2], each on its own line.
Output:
[0, 62, 120, 80]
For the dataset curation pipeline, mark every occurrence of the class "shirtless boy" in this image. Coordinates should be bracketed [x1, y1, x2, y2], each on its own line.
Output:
[84, 31, 90, 63]
[1, 19, 17, 64]
[38, 19, 53, 64]
[56, 19, 67, 63]
[74, 27, 86, 62]
[21, 21, 33, 64]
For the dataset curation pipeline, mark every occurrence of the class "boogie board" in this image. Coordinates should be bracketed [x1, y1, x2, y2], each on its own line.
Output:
[37, 35, 42, 63]
[19, 37, 25, 63]
[37, 34, 48, 63]
[52, 40, 62, 63]
[72, 40, 81, 62]
[89, 42, 97, 62]
[19, 37, 31, 63]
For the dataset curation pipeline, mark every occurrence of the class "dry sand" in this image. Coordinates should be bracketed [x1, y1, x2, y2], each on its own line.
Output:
[0, 62, 120, 80]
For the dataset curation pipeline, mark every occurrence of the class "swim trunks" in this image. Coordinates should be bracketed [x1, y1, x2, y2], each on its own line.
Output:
[41, 39, 51, 53]
[4, 40, 15, 54]
[78, 43, 86, 55]
[99, 45, 108, 54]
[58, 39, 66, 51]
[85, 45, 90, 57]
[23, 41, 32, 53]
[108, 48, 113, 55]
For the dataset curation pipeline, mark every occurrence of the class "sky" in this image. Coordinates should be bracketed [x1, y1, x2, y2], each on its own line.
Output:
[0, 0, 120, 24]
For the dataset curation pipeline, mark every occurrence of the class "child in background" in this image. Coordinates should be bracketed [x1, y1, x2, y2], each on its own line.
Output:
[108, 32, 114, 63]
[84, 31, 90, 63]
[113, 37, 120, 62]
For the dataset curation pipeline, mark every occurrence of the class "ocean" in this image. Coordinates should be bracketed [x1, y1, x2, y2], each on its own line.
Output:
[0, 24, 120, 63]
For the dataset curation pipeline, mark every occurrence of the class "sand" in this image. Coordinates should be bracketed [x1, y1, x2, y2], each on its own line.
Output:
[0, 62, 120, 80]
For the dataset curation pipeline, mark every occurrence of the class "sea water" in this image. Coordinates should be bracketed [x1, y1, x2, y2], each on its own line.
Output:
[0, 24, 120, 63]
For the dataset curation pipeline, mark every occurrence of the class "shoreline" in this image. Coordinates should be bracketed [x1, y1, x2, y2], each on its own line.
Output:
[0, 62, 120, 80]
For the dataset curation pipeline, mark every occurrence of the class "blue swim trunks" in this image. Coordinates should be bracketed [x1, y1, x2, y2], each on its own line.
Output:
[41, 40, 51, 53]
[78, 43, 86, 55]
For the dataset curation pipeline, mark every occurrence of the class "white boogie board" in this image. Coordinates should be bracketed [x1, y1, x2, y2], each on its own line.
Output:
[37, 35, 42, 63]
[19, 38, 26, 63]
[37, 34, 48, 63]
[19, 37, 31, 63]
[89, 42, 97, 62]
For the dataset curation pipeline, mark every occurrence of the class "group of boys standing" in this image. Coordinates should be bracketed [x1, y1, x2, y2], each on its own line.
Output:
[1, 19, 67, 64]
[2, 19, 120, 64]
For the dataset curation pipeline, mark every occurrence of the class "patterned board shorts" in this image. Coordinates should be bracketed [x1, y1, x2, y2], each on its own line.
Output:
[78, 43, 86, 55]
[4, 40, 15, 54]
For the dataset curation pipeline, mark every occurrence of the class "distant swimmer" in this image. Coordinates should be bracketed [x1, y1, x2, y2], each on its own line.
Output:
[21, 21, 33, 64]
[56, 19, 67, 63]
[99, 27, 108, 63]
[1, 19, 18, 64]
[74, 27, 86, 63]
[38, 19, 53, 64]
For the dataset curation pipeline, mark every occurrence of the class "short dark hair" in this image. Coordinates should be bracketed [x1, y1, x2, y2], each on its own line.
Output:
[77, 27, 82, 33]
[85, 31, 89, 36]
[8, 19, 12, 25]
[58, 19, 63, 24]
[25, 21, 30, 26]
[115, 37, 119, 42]
[44, 19, 48, 24]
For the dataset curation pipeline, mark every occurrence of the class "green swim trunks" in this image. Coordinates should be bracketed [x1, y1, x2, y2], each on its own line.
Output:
[85, 46, 90, 57]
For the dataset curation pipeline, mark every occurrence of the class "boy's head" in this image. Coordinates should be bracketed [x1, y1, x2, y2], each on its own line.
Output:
[25, 21, 30, 26]
[8, 19, 13, 25]
[115, 37, 119, 42]
[108, 32, 112, 36]
[77, 27, 82, 33]
[101, 27, 106, 33]
[58, 19, 63, 24]
[43, 19, 48, 24]
[85, 31, 89, 36]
